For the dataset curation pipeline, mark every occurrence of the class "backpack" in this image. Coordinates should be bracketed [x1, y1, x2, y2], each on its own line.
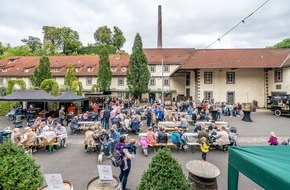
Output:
[111, 148, 124, 167]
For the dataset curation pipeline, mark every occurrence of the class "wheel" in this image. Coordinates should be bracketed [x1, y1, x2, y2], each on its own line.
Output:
[274, 109, 282, 117]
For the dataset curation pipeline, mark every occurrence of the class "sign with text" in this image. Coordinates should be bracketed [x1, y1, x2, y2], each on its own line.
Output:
[44, 174, 64, 190]
[98, 165, 113, 181]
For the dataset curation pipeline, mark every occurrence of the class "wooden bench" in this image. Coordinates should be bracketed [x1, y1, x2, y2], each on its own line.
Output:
[187, 142, 223, 153]
[147, 142, 176, 151]
[165, 127, 188, 132]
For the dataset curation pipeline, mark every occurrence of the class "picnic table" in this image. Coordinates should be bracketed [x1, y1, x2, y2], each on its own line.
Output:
[158, 121, 181, 128]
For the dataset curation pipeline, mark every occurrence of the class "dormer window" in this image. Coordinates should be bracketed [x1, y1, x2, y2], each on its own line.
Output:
[111, 67, 116, 72]
[2, 68, 7, 72]
[76, 67, 80, 72]
[121, 67, 126, 72]
[54, 68, 60, 72]
[87, 67, 92, 72]
[24, 68, 29, 73]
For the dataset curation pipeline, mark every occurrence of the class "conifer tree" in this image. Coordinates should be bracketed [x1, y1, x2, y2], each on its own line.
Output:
[97, 45, 112, 92]
[127, 33, 150, 99]
[30, 56, 52, 87]
[137, 148, 191, 190]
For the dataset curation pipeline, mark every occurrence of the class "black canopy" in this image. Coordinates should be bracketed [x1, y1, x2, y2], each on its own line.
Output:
[0, 90, 58, 102]
[55, 90, 89, 102]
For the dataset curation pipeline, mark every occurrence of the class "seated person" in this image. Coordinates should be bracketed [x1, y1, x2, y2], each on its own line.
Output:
[146, 127, 156, 145]
[131, 115, 140, 133]
[99, 129, 110, 154]
[157, 126, 168, 148]
[69, 116, 79, 135]
[214, 126, 230, 146]
[194, 123, 205, 133]
[21, 127, 36, 153]
[84, 127, 95, 152]
[197, 127, 210, 144]
[123, 138, 137, 170]
[210, 129, 217, 142]
[107, 128, 120, 158]
[12, 128, 22, 147]
[46, 116, 55, 129]
[54, 123, 68, 147]
[81, 111, 89, 121]
[207, 122, 217, 133]
[171, 127, 183, 150]
[180, 115, 188, 129]
[38, 122, 49, 135]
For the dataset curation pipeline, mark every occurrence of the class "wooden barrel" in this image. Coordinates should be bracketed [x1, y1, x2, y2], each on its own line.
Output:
[37, 179, 73, 190]
[87, 175, 120, 190]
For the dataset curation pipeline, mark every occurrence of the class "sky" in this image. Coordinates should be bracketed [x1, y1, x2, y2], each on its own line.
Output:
[0, 0, 289, 53]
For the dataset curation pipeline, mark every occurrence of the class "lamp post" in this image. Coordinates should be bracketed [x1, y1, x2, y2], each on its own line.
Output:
[161, 59, 164, 106]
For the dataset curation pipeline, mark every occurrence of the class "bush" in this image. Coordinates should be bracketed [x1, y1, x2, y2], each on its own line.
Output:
[0, 141, 43, 190]
[137, 148, 191, 190]
[0, 101, 17, 116]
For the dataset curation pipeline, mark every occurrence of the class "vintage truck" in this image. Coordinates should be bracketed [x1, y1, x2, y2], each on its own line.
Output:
[270, 95, 290, 117]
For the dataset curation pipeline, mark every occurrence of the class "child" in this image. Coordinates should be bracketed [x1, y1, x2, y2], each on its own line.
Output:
[123, 138, 137, 170]
[139, 136, 148, 156]
[268, 132, 278, 146]
[200, 137, 209, 161]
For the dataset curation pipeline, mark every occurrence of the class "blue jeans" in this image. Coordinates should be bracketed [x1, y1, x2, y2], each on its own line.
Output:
[146, 117, 151, 127]
[119, 163, 131, 190]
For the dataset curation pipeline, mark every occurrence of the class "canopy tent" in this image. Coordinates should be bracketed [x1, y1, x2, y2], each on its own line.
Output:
[228, 146, 290, 190]
[55, 90, 89, 102]
[0, 90, 58, 102]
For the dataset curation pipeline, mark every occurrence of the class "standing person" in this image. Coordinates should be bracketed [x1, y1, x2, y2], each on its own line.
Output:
[103, 108, 111, 130]
[115, 136, 135, 190]
[67, 104, 75, 115]
[146, 107, 152, 127]
[268, 132, 279, 146]
[58, 106, 66, 126]
[26, 104, 35, 123]
[199, 137, 209, 161]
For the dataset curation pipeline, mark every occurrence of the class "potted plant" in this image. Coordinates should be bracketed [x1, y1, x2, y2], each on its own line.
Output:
[137, 148, 191, 190]
[0, 141, 43, 190]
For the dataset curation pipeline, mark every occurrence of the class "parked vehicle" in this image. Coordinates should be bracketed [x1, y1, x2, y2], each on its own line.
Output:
[270, 95, 290, 117]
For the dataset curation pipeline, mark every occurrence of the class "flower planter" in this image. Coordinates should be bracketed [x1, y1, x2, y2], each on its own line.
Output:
[87, 175, 120, 190]
[37, 179, 73, 190]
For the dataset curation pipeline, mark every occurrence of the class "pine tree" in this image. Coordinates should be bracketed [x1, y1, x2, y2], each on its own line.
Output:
[30, 56, 52, 87]
[97, 45, 112, 92]
[64, 64, 78, 90]
[137, 148, 191, 190]
[127, 33, 150, 99]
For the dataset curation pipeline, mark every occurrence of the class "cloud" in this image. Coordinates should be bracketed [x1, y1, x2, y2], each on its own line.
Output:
[0, 0, 289, 52]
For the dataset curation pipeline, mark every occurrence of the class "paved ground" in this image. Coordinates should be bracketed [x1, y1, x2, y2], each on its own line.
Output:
[1, 109, 290, 190]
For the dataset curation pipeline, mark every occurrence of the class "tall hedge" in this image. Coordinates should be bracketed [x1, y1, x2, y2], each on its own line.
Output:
[137, 148, 191, 190]
[0, 141, 43, 190]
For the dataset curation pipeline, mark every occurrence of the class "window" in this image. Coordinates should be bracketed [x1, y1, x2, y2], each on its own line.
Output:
[186, 73, 190, 86]
[149, 65, 155, 73]
[75, 67, 80, 72]
[2, 68, 7, 72]
[54, 68, 60, 72]
[186, 88, 190, 96]
[149, 78, 155, 86]
[0, 78, 3, 84]
[86, 78, 92, 86]
[87, 67, 92, 72]
[204, 72, 212, 84]
[226, 72, 235, 84]
[111, 67, 116, 72]
[24, 69, 29, 73]
[204, 91, 213, 101]
[164, 78, 169, 86]
[118, 78, 124, 86]
[121, 67, 127, 72]
[274, 69, 283, 82]
[163, 65, 169, 72]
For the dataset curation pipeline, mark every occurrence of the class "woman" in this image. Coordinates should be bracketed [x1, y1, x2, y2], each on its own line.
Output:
[146, 127, 156, 145]
[11, 128, 22, 146]
[115, 136, 135, 190]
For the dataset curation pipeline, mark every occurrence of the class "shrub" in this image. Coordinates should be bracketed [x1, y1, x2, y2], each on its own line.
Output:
[137, 148, 191, 190]
[0, 141, 43, 190]
[0, 101, 17, 116]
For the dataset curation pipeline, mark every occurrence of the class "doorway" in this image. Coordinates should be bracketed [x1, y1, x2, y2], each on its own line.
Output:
[227, 92, 235, 104]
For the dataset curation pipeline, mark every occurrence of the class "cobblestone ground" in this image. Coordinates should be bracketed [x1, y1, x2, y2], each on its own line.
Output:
[1, 110, 289, 190]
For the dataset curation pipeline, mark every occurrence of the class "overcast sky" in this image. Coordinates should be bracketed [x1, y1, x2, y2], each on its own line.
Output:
[0, 0, 289, 53]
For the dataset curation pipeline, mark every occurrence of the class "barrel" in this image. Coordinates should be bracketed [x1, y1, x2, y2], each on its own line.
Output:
[37, 179, 73, 190]
[87, 175, 120, 190]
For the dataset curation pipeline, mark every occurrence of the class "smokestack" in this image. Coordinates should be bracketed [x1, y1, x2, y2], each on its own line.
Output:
[157, 5, 162, 48]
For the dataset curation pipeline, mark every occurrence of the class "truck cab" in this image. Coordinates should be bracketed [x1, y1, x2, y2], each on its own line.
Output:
[270, 95, 290, 117]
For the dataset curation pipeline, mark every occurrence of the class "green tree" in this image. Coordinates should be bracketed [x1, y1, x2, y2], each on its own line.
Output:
[21, 36, 42, 52]
[2, 45, 32, 58]
[97, 46, 112, 92]
[64, 64, 78, 89]
[94, 26, 112, 45]
[0, 141, 43, 190]
[78, 44, 117, 55]
[126, 33, 150, 99]
[137, 148, 191, 190]
[112, 26, 126, 50]
[40, 79, 60, 96]
[0, 42, 6, 55]
[30, 56, 52, 87]
[272, 38, 290, 48]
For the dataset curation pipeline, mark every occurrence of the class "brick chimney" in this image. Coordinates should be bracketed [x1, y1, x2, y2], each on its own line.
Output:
[157, 5, 162, 48]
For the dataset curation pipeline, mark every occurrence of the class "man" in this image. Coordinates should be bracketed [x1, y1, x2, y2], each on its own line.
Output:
[69, 116, 79, 135]
[107, 128, 120, 158]
[21, 127, 36, 153]
[103, 108, 111, 129]
[67, 104, 75, 115]
[197, 127, 210, 144]
[58, 106, 66, 126]
[92, 103, 99, 113]
[26, 104, 35, 122]
[54, 123, 68, 147]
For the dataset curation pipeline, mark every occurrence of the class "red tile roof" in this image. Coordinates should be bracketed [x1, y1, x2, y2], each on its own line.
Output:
[180, 48, 290, 69]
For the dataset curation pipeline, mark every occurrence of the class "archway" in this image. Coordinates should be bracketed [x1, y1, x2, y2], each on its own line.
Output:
[40, 79, 60, 96]
[6, 79, 26, 95]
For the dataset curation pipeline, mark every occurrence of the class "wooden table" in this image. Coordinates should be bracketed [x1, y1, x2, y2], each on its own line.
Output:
[158, 121, 181, 128]
[186, 160, 220, 190]
[242, 110, 253, 122]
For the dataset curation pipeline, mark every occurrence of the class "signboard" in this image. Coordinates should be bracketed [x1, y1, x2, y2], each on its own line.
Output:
[98, 165, 113, 181]
[44, 174, 64, 190]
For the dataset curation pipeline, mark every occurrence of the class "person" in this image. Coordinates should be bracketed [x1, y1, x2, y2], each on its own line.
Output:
[207, 121, 217, 133]
[194, 123, 205, 133]
[131, 115, 140, 134]
[42, 128, 57, 151]
[107, 128, 120, 158]
[138, 136, 148, 156]
[46, 116, 55, 129]
[197, 127, 210, 144]
[268, 131, 278, 146]
[69, 116, 79, 135]
[171, 127, 183, 151]
[157, 126, 168, 149]
[11, 128, 22, 146]
[58, 106, 66, 126]
[115, 136, 135, 190]
[99, 129, 110, 154]
[84, 127, 95, 152]
[92, 103, 99, 113]
[54, 123, 67, 147]
[156, 106, 163, 124]
[38, 122, 49, 135]
[214, 126, 230, 147]
[146, 107, 152, 127]
[81, 111, 89, 121]
[123, 138, 137, 170]
[146, 127, 156, 145]
[67, 104, 75, 115]
[199, 136, 209, 161]
[103, 108, 111, 129]
[21, 127, 36, 153]
[26, 104, 35, 122]
[180, 115, 188, 129]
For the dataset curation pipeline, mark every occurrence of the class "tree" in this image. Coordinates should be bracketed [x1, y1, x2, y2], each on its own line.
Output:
[64, 64, 78, 89]
[0, 141, 43, 190]
[21, 36, 42, 52]
[112, 26, 126, 50]
[94, 26, 112, 45]
[272, 38, 290, 48]
[78, 44, 117, 55]
[6, 79, 26, 95]
[30, 56, 52, 87]
[0, 42, 6, 55]
[137, 148, 191, 190]
[126, 33, 150, 99]
[40, 79, 60, 96]
[97, 46, 112, 92]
